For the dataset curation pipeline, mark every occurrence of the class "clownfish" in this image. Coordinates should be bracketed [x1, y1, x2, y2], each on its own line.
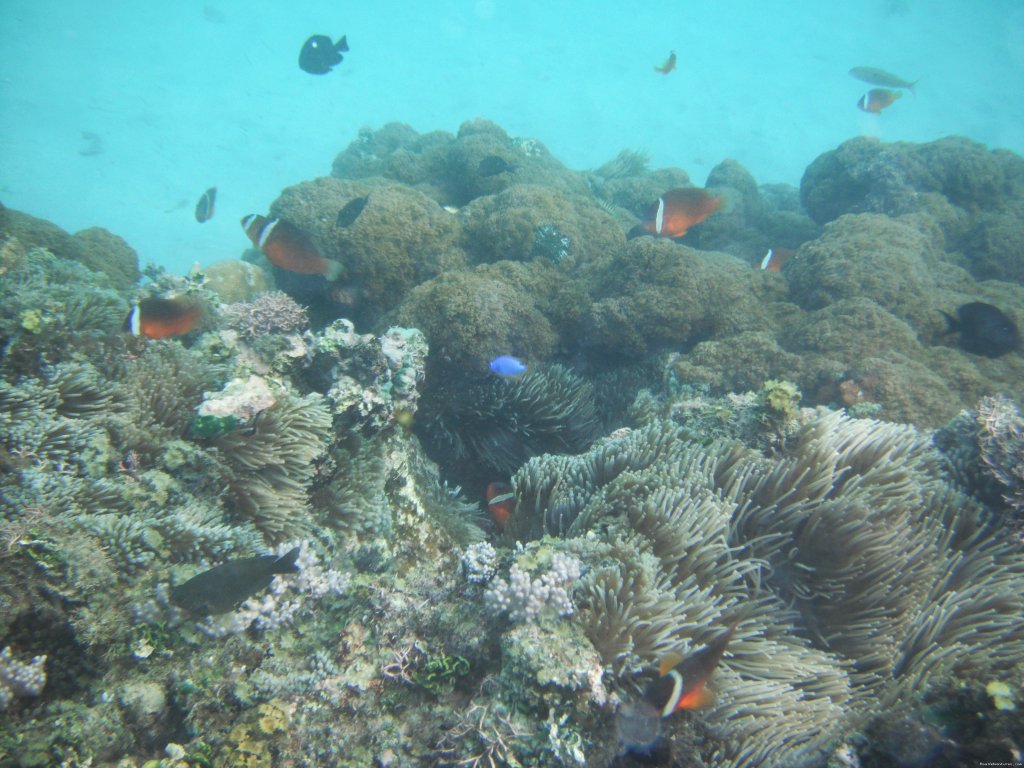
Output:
[654, 51, 676, 75]
[241, 214, 343, 281]
[759, 247, 794, 273]
[124, 296, 202, 339]
[643, 624, 735, 715]
[194, 186, 216, 223]
[485, 481, 516, 529]
[616, 624, 735, 754]
[629, 188, 723, 239]
[857, 88, 903, 114]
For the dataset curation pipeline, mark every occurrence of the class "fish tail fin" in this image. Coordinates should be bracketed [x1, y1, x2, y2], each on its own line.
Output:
[712, 187, 737, 215]
[324, 260, 345, 282]
[336, 35, 349, 52]
[274, 546, 302, 573]
[909, 80, 918, 96]
[941, 310, 959, 334]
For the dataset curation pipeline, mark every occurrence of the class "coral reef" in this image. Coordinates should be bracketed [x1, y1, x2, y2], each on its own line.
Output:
[5, 120, 1024, 768]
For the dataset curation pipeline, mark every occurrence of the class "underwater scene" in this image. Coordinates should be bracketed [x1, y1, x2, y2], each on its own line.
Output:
[2, 1, 1024, 766]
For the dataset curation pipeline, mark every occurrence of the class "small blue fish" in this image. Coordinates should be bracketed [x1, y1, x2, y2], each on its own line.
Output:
[489, 355, 527, 377]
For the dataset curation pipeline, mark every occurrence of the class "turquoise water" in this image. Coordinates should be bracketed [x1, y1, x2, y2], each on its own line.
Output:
[2, 0, 1023, 274]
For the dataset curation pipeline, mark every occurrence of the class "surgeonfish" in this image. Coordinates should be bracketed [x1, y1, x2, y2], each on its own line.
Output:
[171, 546, 301, 615]
[485, 482, 516, 529]
[299, 34, 348, 74]
[848, 66, 917, 94]
[654, 51, 677, 75]
[942, 302, 1020, 358]
[857, 88, 903, 114]
[489, 355, 527, 377]
[759, 247, 794, 273]
[194, 186, 217, 223]
[629, 188, 723, 239]
[241, 214, 344, 281]
[124, 296, 202, 339]
[617, 624, 736, 754]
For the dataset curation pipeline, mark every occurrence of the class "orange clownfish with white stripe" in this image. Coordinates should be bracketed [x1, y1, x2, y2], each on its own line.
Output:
[124, 296, 202, 339]
[241, 214, 344, 281]
[629, 188, 723, 240]
[617, 624, 736, 753]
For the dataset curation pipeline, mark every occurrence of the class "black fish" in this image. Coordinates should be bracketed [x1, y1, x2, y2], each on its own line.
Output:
[171, 546, 301, 615]
[299, 34, 348, 75]
[478, 155, 514, 177]
[943, 302, 1020, 358]
[336, 195, 369, 227]
[194, 186, 217, 223]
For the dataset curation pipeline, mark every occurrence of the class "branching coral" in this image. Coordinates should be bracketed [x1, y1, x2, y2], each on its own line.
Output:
[505, 413, 1024, 766]
[219, 291, 309, 339]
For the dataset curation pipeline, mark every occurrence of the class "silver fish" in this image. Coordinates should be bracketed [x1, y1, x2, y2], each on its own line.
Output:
[849, 66, 917, 93]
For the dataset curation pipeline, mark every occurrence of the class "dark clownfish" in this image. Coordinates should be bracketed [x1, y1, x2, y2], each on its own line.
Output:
[616, 624, 736, 754]
[759, 247, 794, 273]
[485, 481, 516, 529]
[241, 214, 344, 281]
[654, 51, 676, 75]
[194, 186, 216, 223]
[629, 188, 723, 239]
[642, 624, 735, 716]
[124, 296, 202, 339]
[857, 88, 903, 114]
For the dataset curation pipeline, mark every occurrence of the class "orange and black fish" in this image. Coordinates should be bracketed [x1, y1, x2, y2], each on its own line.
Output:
[124, 296, 202, 339]
[643, 624, 735, 715]
[629, 188, 723, 239]
[194, 186, 217, 223]
[485, 481, 516, 529]
[857, 88, 903, 114]
[654, 51, 676, 75]
[759, 247, 794, 273]
[241, 214, 343, 281]
[617, 624, 735, 754]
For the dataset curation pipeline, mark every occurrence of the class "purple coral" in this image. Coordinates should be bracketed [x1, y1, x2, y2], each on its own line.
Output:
[977, 395, 1024, 515]
[220, 291, 309, 338]
[0, 646, 47, 708]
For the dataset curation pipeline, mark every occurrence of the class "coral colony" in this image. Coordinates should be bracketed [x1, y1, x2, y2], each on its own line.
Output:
[2, 120, 1024, 767]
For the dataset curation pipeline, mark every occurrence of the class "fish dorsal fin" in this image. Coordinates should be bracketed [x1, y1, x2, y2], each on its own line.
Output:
[659, 651, 684, 677]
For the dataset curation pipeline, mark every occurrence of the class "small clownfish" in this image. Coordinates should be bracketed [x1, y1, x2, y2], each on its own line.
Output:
[616, 624, 736, 755]
[642, 624, 735, 716]
[489, 355, 527, 377]
[485, 481, 516, 529]
[857, 88, 903, 114]
[194, 186, 216, 223]
[124, 296, 202, 339]
[654, 51, 676, 75]
[629, 188, 723, 239]
[759, 247, 794, 273]
[241, 214, 344, 281]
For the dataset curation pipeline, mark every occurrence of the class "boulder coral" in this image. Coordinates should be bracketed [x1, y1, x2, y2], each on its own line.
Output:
[800, 135, 1024, 282]
[460, 183, 625, 268]
[269, 176, 466, 325]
